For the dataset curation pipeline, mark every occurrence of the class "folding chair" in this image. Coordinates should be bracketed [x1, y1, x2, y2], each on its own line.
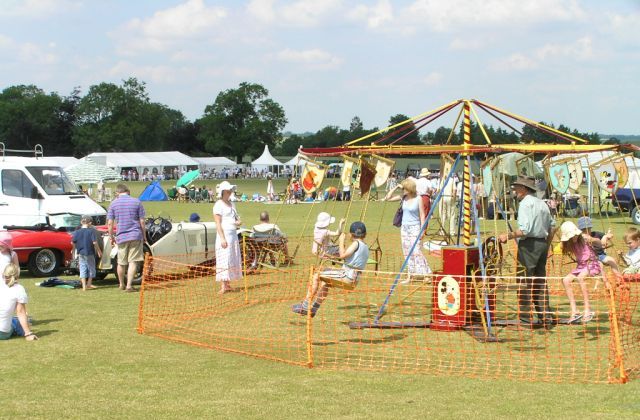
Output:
[251, 228, 292, 269]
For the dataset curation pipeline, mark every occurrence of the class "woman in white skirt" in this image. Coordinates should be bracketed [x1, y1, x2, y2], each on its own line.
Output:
[213, 181, 243, 294]
[385, 178, 431, 279]
[266, 174, 275, 201]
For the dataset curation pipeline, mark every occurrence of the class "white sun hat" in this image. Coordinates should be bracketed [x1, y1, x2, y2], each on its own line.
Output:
[217, 181, 236, 198]
[315, 212, 335, 228]
[560, 221, 582, 242]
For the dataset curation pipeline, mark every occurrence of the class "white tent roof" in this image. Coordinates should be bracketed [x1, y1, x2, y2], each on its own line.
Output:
[85, 151, 199, 170]
[47, 156, 80, 169]
[251, 145, 283, 166]
[283, 153, 310, 167]
[192, 157, 237, 168]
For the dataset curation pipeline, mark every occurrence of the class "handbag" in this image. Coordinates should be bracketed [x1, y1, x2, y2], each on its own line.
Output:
[392, 201, 403, 227]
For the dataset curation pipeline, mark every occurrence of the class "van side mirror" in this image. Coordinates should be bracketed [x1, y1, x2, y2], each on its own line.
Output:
[31, 187, 43, 200]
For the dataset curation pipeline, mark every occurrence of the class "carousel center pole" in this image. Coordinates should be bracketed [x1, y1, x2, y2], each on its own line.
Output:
[462, 100, 473, 246]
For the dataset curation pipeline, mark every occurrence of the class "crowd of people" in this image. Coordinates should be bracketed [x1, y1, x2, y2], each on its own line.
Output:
[4, 166, 640, 341]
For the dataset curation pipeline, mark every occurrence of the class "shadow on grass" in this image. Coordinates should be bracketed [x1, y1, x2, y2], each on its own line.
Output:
[32, 329, 58, 338]
[32, 318, 63, 326]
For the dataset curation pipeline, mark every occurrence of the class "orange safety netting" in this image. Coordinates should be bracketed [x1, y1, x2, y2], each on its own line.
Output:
[137, 234, 640, 384]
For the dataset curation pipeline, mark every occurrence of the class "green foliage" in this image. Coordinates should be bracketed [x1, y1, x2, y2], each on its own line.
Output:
[0, 85, 69, 153]
[388, 114, 422, 145]
[197, 82, 287, 162]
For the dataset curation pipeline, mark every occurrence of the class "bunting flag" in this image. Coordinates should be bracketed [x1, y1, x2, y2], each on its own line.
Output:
[567, 161, 583, 192]
[341, 156, 359, 187]
[613, 158, 629, 190]
[371, 155, 395, 187]
[358, 158, 377, 197]
[549, 162, 570, 194]
[301, 161, 326, 194]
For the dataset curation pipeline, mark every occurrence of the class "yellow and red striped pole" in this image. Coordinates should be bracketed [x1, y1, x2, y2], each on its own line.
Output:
[462, 101, 472, 246]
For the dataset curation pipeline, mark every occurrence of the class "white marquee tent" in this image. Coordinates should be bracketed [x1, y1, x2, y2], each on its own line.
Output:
[283, 152, 310, 168]
[192, 156, 238, 171]
[85, 151, 199, 175]
[251, 145, 284, 173]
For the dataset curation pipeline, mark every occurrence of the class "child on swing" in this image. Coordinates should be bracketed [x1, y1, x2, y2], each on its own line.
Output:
[620, 227, 640, 274]
[560, 221, 600, 324]
[577, 216, 619, 288]
[312, 212, 345, 258]
[293, 221, 369, 317]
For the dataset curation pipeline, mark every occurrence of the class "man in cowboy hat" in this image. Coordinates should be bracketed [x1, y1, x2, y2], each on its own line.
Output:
[498, 175, 556, 327]
[416, 168, 433, 225]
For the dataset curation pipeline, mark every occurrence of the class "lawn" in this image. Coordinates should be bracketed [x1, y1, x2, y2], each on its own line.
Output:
[2, 178, 640, 419]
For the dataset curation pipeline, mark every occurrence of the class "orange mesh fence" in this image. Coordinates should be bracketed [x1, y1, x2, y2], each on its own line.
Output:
[137, 233, 640, 384]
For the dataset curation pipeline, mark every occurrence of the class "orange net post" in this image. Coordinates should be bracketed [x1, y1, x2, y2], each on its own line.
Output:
[137, 233, 640, 384]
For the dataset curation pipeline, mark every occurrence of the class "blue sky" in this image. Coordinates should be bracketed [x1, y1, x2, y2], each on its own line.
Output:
[1, 0, 638, 134]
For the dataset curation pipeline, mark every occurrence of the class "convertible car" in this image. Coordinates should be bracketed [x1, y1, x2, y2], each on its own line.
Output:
[7, 223, 73, 277]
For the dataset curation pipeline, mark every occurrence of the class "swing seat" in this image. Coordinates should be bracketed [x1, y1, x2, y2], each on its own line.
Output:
[320, 275, 358, 290]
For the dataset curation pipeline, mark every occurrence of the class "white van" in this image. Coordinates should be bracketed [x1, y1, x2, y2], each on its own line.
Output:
[0, 155, 107, 229]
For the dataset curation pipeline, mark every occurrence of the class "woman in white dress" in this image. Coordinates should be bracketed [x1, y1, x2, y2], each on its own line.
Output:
[266, 175, 275, 201]
[385, 178, 431, 279]
[213, 181, 242, 294]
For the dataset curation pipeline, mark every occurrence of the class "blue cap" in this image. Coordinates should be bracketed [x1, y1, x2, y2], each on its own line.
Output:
[577, 216, 592, 230]
[189, 213, 201, 222]
[349, 221, 366, 238]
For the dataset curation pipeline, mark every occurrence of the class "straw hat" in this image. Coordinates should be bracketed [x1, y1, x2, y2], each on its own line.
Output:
[511, 176, 537, 192]
[419, 168, 431, 178]
[315, 212, 335, 228]
[560, 221, 582, 242]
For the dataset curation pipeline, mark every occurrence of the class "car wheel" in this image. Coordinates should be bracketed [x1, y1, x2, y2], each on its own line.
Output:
[631, 207, 640, 225]
[28, 248, 61, 277]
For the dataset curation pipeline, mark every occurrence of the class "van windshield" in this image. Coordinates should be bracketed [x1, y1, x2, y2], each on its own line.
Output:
[26, 166, 80, 195]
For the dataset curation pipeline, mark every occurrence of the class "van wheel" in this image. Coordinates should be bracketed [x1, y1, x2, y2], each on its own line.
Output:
[28, 248, 61, 277]
[631, 207, 640, 225]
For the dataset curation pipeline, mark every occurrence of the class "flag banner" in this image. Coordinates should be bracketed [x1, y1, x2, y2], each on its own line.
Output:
[341, 156, 359, 187]
[371, 155, 395, 188]
[301, 161, 326, 194]
[567, 161, 583, 192]
[613, 159, 629, 191]
[549, 162, 570, 194]
[359, 159, 376, 197]
[591, 161, 617, 193]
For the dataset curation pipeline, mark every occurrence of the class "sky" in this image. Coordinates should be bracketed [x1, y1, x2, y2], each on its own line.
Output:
[1, 0, 638, 135]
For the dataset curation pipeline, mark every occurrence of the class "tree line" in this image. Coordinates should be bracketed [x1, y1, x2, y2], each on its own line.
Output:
[0, 78, 604, 161]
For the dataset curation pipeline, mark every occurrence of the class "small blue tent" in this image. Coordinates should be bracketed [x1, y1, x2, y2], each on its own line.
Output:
[139, 181, 168, 201]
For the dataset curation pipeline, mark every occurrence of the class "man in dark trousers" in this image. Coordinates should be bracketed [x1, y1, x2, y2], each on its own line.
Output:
[498, 176, 556, 327]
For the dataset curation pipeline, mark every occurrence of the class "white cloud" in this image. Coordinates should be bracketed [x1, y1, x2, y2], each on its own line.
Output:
[423, 72, 442, 86]
[246, 0, 277, 23]
[366, 0, 586, 33]
[492, 36, 594, 71]
[0, 34, 58, 65]
[248, 0, 343, 27]
[0, 0, 81, 18]
[276, 48, 342, 69]
[347, 0, 393, 29]
[605, 11, 640, 45]
[113, 0, 227, 55]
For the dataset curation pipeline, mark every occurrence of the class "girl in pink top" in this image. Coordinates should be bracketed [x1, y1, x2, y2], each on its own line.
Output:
[560, 221, 599, 324]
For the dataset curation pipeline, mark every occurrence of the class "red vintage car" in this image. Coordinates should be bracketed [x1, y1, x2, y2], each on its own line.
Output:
[8, 225, 73, 277]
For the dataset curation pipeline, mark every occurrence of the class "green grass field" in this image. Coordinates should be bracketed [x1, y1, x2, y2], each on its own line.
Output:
[3, 178, 640, 419]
